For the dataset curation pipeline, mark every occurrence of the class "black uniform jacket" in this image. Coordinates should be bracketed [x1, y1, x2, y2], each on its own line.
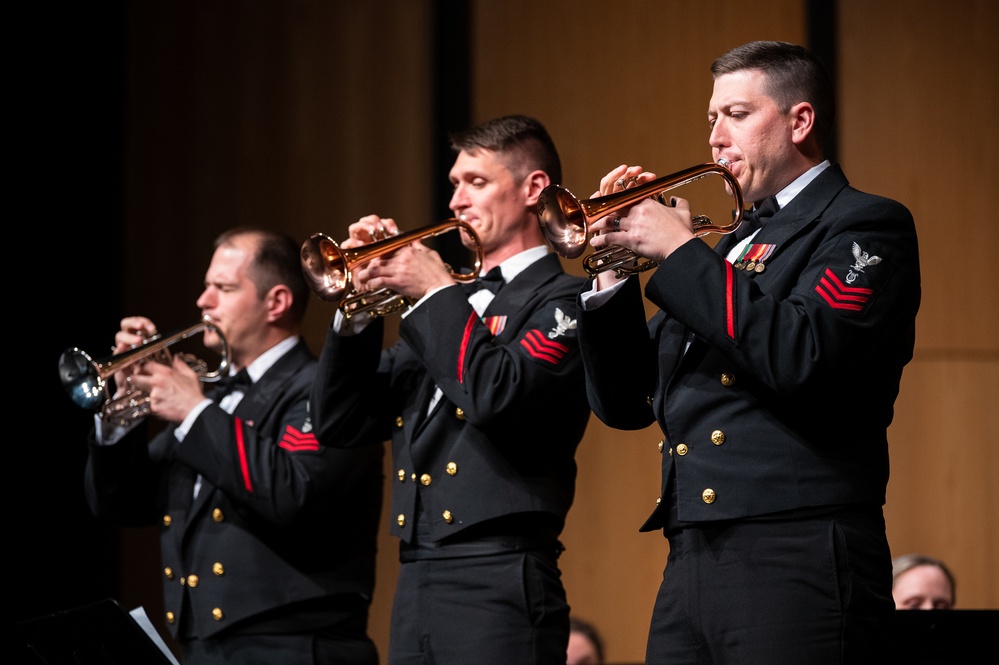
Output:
[84, 340, 384, 640]
[312, 252, 591, 545]
[578, 164, 921, 530]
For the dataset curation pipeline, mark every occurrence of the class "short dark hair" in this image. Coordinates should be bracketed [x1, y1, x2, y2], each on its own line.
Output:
[712, 41, 836, 151]
[570, 616, 605, 664]
[449, 114, 562, 185]
[214, 227, 309, 324]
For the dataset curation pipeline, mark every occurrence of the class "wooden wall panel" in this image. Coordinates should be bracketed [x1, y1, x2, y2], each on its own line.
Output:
[839, 0, 999, 610]
[838, 0, 999, 352]
[884, 359, 999, 608]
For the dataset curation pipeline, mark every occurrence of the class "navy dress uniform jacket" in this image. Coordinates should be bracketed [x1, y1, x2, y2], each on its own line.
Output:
[311, 252, 590, 545]
[84, 340, 384, 641]
[578, 164, 921, 528]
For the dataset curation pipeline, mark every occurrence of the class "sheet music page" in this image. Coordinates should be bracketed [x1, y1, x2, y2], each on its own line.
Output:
[128, 606, 181, 665]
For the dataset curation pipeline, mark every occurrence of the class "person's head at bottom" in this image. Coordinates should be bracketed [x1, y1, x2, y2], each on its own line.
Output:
[892, 553, 956, 610]
[567, 616, 605, 665]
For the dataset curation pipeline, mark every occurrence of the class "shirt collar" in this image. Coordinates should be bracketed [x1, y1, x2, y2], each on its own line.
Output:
[493, 245, 550, 284]
[238, 335, 298, 383]
[774, 160, 830, 209]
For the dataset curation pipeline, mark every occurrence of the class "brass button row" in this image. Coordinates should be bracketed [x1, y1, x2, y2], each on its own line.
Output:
[166, 608, 224, 622]
[653, 488, 718, 507]
[164, 507, 226, 527]
[397, 509, 456, 527]
[673, 429, 728, 457]
[396, 462, 461, 487]
[168, 562, 225, 584]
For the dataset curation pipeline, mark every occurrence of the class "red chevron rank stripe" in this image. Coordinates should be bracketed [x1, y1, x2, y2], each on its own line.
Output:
[520, 329, 569, 364]
[280, 426, 320, 452]
[815, 268, 873, 311]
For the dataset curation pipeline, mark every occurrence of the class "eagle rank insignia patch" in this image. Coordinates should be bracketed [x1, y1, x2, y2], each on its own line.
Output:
[814, 240, 888, 315]
[519, 308, 575, 365]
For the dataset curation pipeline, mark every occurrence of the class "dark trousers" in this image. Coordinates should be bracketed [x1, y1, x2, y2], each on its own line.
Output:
[181, 631, 379, 665]
[646, 509, 893, 665]
[179, 599, 379, 665]
[387, 548, 569, 665]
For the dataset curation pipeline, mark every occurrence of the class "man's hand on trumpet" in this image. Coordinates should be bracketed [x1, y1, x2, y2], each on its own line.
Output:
[110, 315, 208, 422]
[343, 214, 401, 249]
[127, 354, 205, 423]
[588, 164, 697, 290]
[346, 214, 457, 302]
[110, 316, 158, 399]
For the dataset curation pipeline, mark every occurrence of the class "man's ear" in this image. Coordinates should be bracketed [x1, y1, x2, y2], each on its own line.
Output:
[523, 169, 551, 207]
[265, 284, 293, 323]
[789, 101, 816, 146]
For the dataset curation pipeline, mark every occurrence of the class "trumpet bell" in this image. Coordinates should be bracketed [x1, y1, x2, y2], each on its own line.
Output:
[538, 186, 588, 259]
[301, 233, 349, 303]
[59, 347, 107, 410]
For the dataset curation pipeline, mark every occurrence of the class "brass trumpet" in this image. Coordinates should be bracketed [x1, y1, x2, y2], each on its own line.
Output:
[301, 218, 483, 318]
[537, 160, 745, 277]
[58, 318, 230, 426]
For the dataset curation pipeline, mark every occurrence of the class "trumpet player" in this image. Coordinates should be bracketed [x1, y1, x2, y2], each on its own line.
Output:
[576, 42, 920, 664]
[310, 115, 591, 665]
[83, 227, 383, 665]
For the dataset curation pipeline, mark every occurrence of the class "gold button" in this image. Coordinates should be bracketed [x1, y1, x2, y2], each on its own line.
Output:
[212, 563, 224, 576]
[446, 462, 457, 476]
[397, 514, 406, 527]
[212, 508, 225, 522]
[420, 473, 432, 486]
[656, 497, 661, 505]
[455, 407, 465, 420]
[676, 443, 688, 456]
[657, 439, 664, 453]
[187, 574, 200, 588]
[702, 488, 716, 504]
[710, 430, 725, 445]
[397, 469, 406, 482]
[164, 567, 173, 580]
[212, 608, 224, 621]
[411, 473, 417, 482]
[166, 611, 175, 624]
[395, 416, 404, 428]
[720, 372, 735, 387]
[162, 515, 171, 527]
[442, 510, 453, 524]
[180, 577, 186, 586]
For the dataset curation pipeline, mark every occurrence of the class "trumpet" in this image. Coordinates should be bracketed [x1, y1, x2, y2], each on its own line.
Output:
[537, 160, 745, 277]
[58, 318, 230, 426]
[301, 218, 483, 318]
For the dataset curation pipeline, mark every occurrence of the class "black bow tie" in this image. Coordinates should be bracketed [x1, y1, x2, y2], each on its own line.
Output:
[461, 266, 505, 297]
[212, 368, 251, 395]
[736, 195, 779, 241]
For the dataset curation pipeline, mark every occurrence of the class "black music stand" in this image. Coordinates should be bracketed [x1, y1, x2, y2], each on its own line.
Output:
[18, 598, 177, 665]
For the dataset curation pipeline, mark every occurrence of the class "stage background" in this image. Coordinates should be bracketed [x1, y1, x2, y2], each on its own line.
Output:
[18, 1, 996, 663]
